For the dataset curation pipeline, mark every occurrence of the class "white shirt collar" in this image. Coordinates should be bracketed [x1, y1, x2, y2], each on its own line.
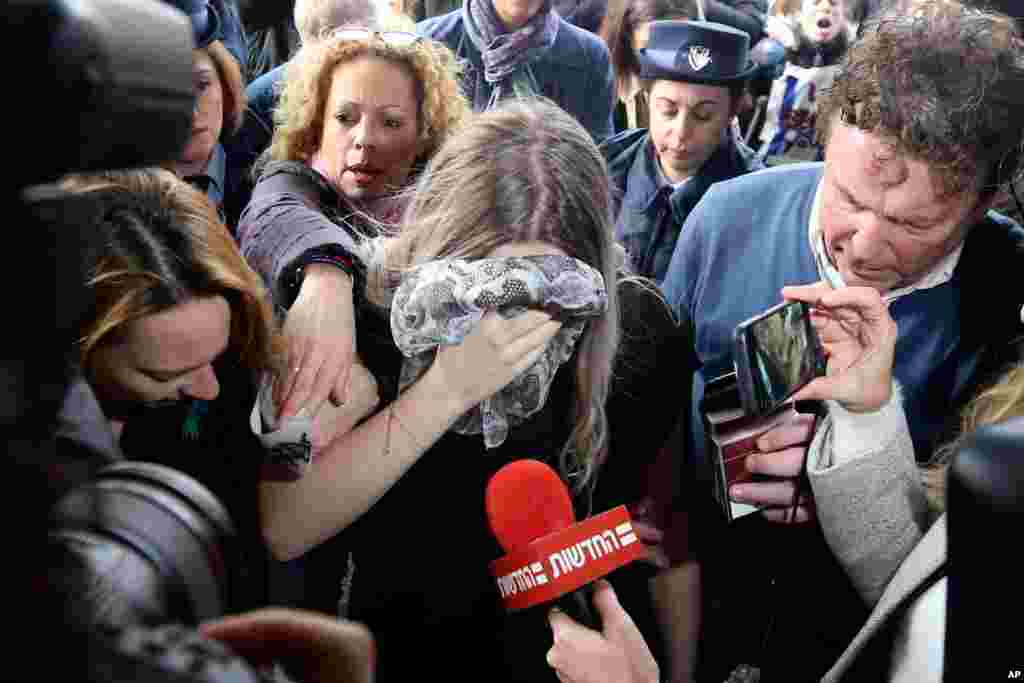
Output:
[807, 178, 964, 303]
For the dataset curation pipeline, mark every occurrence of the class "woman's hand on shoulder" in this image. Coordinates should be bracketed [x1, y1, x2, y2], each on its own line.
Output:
[276, 264, 356, 420]
[424, 310, 563, 412]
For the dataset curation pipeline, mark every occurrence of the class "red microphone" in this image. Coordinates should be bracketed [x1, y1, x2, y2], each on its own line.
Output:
[485, 460, 646, 629]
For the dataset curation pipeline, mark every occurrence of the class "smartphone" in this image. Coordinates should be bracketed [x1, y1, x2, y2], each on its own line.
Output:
[733, 300, 823, 417]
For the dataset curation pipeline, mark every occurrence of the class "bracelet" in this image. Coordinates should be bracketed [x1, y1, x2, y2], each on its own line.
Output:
[304, 252, 357, 279]
[285, 245, 360, 308]
[383, 404, 394, 458]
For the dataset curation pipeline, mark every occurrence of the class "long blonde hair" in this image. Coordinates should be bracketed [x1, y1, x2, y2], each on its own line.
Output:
[929, 362, 1024, 509]
[63, 168, 283, 376]
[371, 98, 621, 492]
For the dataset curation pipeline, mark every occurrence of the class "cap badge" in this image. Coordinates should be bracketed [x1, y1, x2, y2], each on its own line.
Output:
[688, 45, 712, 71]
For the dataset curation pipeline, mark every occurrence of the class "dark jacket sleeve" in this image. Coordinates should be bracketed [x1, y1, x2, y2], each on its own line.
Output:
[707, 0, 766, 43]
[579, 30, 616, 144]
[237, 168, 363, 306]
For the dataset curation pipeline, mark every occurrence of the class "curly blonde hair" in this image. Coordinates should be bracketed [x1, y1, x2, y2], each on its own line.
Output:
[269, 33, 469, 169]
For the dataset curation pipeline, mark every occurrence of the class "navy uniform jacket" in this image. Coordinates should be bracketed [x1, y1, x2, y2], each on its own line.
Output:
[601, 128, 762, 284]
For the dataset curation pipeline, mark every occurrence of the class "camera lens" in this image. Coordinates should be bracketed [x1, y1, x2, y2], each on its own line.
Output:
[50, 461, 237, 627]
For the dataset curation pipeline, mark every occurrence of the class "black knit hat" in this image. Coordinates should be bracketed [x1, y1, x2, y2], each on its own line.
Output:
[638, 20, 758, 84]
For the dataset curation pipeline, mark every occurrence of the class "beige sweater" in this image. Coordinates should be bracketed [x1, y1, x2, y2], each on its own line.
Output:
[806, 388, 945, 681]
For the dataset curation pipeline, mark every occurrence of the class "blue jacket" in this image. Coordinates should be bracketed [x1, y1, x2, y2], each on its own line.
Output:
[417, 9, 615, 143]
[222, 65, 282, 231]
[601, 128, 762, 283]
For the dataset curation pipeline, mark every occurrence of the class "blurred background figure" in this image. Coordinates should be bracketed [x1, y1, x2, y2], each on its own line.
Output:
[601, 0, 697, 130]
[418, 0, 617, 142]
[162, 0, 249, 227]
[756, 0, 853, 165]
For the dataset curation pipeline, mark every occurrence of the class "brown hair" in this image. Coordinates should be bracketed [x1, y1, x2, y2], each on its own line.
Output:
[601, 0, 697, 98]
[371, 98, 621, 492]
[269, 32, 468, 168]
[63, 168, 282, 376]
[204, 40, 246, 139]
[816, 0, 1024, 198]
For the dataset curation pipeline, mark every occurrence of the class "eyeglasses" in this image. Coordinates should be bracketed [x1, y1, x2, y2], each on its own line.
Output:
[332, 28, 423, 47]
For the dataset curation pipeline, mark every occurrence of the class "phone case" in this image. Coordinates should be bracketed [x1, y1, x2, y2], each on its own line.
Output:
[733, 321, 760, 417]
[733, 300, 822, 418]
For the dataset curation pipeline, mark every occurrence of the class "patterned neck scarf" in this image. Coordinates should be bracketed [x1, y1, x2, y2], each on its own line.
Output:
[462, 0, 559, 108]
[391, 255, 607, 448]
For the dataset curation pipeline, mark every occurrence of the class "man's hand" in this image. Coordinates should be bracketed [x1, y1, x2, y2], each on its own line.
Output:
[546, 580, 659, 683]
[200, 608, 374, 683]
[730, 413, 817, 524]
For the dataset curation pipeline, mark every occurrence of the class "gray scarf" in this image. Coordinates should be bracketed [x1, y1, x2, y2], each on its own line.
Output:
[391, 255, 607, 448]
[462, 0, 560, 108]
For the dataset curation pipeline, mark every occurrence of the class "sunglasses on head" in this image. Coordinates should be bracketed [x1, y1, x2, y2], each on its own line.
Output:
[332, 27, 422, 47]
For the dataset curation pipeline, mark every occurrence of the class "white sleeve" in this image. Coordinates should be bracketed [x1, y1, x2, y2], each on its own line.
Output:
[810, 381, 907, 472]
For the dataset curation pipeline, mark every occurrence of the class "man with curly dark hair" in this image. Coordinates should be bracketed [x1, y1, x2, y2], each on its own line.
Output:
[657, 2, 1024, 680]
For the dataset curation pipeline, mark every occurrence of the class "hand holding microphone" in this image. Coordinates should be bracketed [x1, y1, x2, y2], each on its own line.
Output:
[546, 580, 659, 683]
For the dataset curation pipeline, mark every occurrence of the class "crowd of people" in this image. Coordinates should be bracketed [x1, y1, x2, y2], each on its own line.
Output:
[30, 0, 1024, 681]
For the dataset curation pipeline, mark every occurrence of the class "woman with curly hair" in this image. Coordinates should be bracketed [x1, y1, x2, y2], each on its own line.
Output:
[237, 30, 470, 424]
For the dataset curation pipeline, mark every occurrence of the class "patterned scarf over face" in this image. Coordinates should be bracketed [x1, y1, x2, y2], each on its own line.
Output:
[392, 255, 607, 448]
[462, 0, 560, 108]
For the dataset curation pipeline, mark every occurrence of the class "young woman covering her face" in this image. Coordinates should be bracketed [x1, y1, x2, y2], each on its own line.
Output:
[255, 98, 693, 682]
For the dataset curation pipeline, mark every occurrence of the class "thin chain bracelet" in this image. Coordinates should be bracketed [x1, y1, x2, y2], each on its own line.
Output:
[382, 404, 394, 457]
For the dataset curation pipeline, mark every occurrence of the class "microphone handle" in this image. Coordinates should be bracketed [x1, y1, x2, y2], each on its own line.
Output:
[554, 582, 601, 631]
